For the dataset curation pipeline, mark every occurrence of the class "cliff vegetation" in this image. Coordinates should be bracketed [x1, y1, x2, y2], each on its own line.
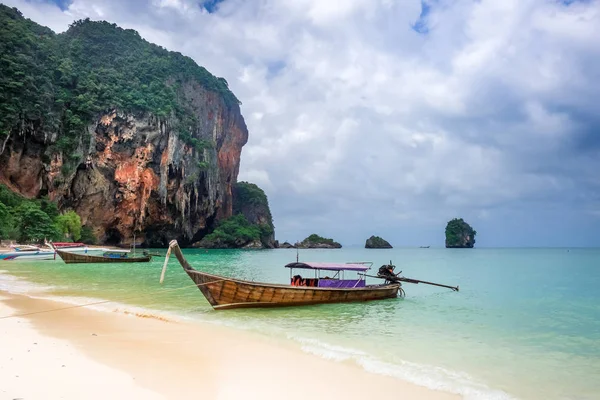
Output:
[445, 218, 476, 248]
[0, 5, 238, 146]
[197, 182, 275, 248]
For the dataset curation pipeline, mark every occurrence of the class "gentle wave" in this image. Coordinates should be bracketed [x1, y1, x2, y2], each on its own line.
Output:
[0, 270, 58, 294]
[0, 270, 185, 323]
[289, 335, 516, 400]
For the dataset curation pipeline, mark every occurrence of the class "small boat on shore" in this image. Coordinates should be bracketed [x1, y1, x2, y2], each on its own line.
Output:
[45, 241, 130, 256]
[53, 248, 151, 264]
[0, 245, 56, 261]
[161, 240, 400, 310]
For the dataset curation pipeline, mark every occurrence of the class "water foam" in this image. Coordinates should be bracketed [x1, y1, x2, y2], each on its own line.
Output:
[288, 334, 517, 400]
[0, 270, 56, 294]
[0, 270, 183, 323]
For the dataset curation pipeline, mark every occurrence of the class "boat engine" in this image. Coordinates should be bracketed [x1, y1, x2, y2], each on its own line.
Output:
[377, 264, 402, 283]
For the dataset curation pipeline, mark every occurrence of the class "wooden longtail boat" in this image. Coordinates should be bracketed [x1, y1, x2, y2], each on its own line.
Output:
[161, 240, 400, 310]
[55, 249, 152, 264]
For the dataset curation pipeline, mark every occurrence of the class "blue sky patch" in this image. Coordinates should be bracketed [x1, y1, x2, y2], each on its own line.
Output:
[31, 0, 72, 11]
[201, 0, 225, 13]
[266, 60, 286, 79]
[412, 1, 431, 34]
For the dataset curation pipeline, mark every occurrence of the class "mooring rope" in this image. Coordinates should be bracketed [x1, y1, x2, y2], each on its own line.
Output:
[0, 280, 222, 321]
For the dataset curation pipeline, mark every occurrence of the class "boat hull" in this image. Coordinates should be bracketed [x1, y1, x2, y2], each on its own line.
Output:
[0, 251, 56, 261]
[57, 248, 127, 256]
[185, 270, 399, 309]
[55, 250, 151, 264]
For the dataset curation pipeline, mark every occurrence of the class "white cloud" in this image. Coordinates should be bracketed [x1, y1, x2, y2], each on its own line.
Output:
[5, 0, 600, 246]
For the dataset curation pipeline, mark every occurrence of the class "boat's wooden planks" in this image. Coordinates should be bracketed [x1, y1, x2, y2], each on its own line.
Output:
[56, 250, 151, 264]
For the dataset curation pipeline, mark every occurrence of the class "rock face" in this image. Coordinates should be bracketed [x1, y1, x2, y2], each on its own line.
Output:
[0, 94, 247, 247]
[445, 218, 476, 248]
[297, 234, 342, 249]
[365, 235, 392, 249]
[278, 241, 296, 249]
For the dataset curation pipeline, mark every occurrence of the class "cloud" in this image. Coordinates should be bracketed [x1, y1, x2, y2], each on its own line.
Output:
[6, 0, 600, 246]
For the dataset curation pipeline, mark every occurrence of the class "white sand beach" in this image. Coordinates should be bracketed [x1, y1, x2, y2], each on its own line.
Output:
[0, 291, 459, 400]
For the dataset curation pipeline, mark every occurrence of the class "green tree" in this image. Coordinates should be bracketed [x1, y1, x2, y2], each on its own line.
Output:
[55, 210, 82, 241]
[16, 203, 59, 242]
[80, 225, 97, 244]
[0, 201, 17, 239]
[40, 197, 60, 220]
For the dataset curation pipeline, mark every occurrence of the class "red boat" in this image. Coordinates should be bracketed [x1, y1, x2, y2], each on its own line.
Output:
[52, 242, 86, 248]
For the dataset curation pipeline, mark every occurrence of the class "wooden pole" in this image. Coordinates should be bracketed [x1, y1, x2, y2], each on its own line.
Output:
[359, 273, 459, 292]
[159, 246, 173, 284]
[398, 277, 459, 292]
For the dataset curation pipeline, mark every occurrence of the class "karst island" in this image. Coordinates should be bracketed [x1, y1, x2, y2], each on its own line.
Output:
[365, 235, 393, 249]
[445, 218, 477, 248]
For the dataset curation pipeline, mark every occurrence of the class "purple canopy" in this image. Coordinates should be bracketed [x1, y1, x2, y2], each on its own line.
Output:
[284, 262, 371, 272]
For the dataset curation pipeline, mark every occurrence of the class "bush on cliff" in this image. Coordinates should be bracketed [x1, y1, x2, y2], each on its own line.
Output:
[232, 182, 275, 247]
[199, 214, 261, 248]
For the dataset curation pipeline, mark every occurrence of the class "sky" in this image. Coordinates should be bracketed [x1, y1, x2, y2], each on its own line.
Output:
[4, 0, 600, 247]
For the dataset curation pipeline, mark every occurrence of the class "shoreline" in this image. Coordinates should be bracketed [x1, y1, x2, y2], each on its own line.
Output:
[0, 289, 460, 400]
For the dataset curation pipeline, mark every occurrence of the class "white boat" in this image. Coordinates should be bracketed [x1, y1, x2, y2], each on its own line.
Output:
[0, 245, 56, 261]
[58, 246, 130, 256]
[46, 242, 130, 256]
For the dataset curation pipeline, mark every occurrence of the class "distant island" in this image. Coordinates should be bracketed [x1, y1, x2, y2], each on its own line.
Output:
[278, 241, 296, 249]
[445, 218, 476, 248]
[365, 235, 392, 249]
[296, 234, 342, 249]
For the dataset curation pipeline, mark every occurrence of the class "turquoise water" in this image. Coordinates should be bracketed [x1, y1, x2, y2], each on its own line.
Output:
[1, 247, 599, 399]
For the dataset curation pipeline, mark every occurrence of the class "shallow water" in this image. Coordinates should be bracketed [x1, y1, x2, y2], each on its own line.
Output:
[1, 247, 599, 400]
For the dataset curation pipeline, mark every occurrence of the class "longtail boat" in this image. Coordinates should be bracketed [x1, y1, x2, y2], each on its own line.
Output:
[160, 240, 401, 310]
[55, 249, 151, 264]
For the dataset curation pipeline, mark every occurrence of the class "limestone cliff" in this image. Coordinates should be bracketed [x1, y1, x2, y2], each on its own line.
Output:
[0, 8, 250, 246]
[1, 95, 247, 246]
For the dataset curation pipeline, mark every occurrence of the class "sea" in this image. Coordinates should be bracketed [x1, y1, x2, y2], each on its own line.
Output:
[1, 247, 599, 400]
